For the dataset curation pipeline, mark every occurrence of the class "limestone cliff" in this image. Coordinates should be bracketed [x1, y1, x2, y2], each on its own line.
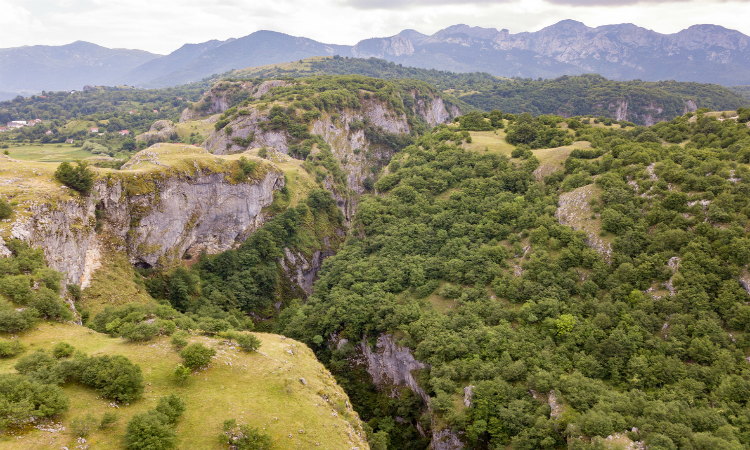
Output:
[0, 145, 284, 285]
[192, 78, 454, 196]
[351, 334, 464, 450]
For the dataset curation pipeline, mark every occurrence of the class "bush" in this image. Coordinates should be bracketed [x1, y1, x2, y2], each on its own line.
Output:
[29, 287, 72, 320]
[172, 364, 191, 385]
[219, 419, 273, 450]
[70, 355, 144, 403]
[0, 199, 12, 220]
[70, 413, 97, 438]
[14, 350, 64, 385]
[155, 394, 186, 424]
[179, 343, 216, 370]
[0, 374, 69, 429]
[100, 411, 118, 429]
[171, 330, 189, 349]
[52, 342, 75, 359]
[234, 333, 262, 352]
[0, 340, 24, 358]
[54, 161, 95, 194]
[124, 410, 178, 450]
[0, 307, 38, 333]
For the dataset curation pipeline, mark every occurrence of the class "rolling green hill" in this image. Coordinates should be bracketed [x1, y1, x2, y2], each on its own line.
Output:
[228, 57, 750, 125]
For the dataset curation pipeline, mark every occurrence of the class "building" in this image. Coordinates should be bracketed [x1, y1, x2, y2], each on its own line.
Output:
[45, 130, 53, 135]
[6, 121, 27, 129]
[0, 127, 6, 133]
[65, 139, 74, 144]
[90, 127, 99, 133]
[119, 130, 130, 136]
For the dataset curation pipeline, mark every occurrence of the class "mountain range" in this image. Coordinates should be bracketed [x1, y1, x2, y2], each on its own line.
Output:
[2, 20, 750, 98]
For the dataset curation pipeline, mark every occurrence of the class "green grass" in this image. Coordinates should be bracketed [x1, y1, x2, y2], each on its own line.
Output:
[4, 143, 92, 162]
[0, 323, 369, 450]
[463, 129, 516, 156]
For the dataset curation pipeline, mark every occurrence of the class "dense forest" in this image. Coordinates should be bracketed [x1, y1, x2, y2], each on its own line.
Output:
[231, 57, 750, 125]
[141, 104, 750, 449]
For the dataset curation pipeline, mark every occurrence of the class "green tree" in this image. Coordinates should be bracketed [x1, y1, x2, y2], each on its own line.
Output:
[54, 161, 95, 194]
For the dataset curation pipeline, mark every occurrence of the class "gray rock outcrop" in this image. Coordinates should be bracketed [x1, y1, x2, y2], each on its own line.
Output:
[4, 160, 283, 285]
[359, 334, 430, 404]
[136, 120, 177, 144]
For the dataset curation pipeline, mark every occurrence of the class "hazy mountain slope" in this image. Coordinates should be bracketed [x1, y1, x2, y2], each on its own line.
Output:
[141, 31, 351, 88]
[358, 20, 750, 85]
[118, 39, 234, 87]
[0, 41, 159, 94]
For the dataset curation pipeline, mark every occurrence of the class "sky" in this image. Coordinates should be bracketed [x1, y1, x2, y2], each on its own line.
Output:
[1, 0, 749, 55]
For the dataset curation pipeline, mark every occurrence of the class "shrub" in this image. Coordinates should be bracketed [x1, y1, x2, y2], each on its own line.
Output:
[14, 350, 64, 385]
[70, 355, 144, 402]
[29, 287, 72, 320]
[219, 419, 273, 450]
[172, 364, 191, 385]
[171, 330, 189, 349]
[70, 413, 97, 437]
[0, 374, 69, 429]
[0, 275, 33, 303]
[0, 199, 12, 220]
[179, 343, 216, 370]
[124, 410, 178, 450]
[100, 411, 118, 429]
[234, 333, 262, 352]
[155, 394, 186, 424]
[0, 340, 23, 358]
[52, 342, 75, 359]
[54, 161, 95, 194]
[0, 307, 38, 333]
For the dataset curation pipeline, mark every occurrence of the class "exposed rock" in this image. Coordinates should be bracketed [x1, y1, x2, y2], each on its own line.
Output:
[556, 184, 611, 259]
[463, 386, 474, 408]
[359, 334, 430, 404]
[352, 35, 415, 59]
[136, 120, 177, 144]
[739, 269, 750, 295]
[4, 149, 284, 284]
[99, 169, 283, 269]
[9, 196, 97, 285]
[431, 428, 463, 450]
[280, 247, 337, 298]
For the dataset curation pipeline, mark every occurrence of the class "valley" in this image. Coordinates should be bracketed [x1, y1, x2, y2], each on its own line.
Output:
[0, 69, 750, 450]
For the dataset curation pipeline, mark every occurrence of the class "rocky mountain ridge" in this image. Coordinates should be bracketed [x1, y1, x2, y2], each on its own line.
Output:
[4, 20, 750, 95]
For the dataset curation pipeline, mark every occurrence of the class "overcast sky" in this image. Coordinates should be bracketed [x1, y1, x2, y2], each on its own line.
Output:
[1, 0, 749, 54]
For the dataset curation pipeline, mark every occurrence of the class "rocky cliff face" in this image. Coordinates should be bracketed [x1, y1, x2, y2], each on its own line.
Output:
[194, 79, 453, 196]
[354, 334, 464, 450]
[98, 169, 283, 269]
[356, 20, 750, 85]
[9, 197, 97, 286]
[2, 145, 284, 285]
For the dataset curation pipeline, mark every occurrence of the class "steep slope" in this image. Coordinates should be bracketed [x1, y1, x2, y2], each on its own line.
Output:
[139, 31, 351, 88]
[0, 323, 369, 450]
[226, 57, 748, 125]
[118, 39, 235, 87]
[363, 21, 750, 85]
[0, 145, 284, 285]
[0, 41, 160, 94]
[187, 76, 457, 197]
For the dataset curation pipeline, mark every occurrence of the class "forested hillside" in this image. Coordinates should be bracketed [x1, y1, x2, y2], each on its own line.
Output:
[230, 57, 750, 125]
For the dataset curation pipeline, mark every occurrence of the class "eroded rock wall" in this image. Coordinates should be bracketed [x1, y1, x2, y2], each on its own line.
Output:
[6, 169, 283, 285]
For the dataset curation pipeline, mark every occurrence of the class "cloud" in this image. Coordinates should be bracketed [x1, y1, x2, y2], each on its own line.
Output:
[344, 0, 514, 9]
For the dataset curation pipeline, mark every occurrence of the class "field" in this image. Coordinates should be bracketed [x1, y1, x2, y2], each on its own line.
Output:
[3, 143, 92, 162]
[0, 323, 368, 450]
